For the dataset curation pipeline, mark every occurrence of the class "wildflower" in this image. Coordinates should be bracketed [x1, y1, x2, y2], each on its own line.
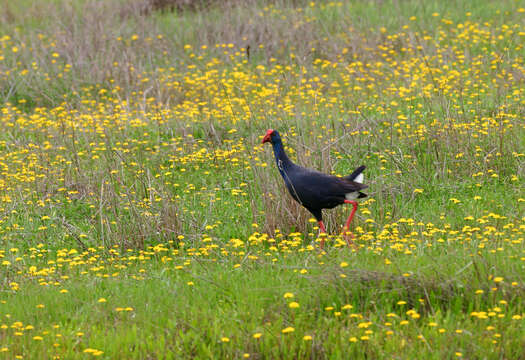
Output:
[281, 327, 295, 334]
[83, 349, 104, 356]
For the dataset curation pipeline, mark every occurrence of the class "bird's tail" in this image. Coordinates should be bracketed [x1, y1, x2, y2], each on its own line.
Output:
[345, 165, 365, 183]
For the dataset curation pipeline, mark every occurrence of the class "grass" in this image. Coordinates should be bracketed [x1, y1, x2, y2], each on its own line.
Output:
[2, 245, 524, 359]
[0, 0, 524, 358]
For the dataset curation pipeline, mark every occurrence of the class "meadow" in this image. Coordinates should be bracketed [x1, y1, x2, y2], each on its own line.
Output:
[0, 0, 524, 358]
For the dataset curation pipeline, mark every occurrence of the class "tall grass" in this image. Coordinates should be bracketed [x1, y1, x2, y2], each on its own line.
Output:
[0, 0, 523, 358]
[0, 0, 523, 243]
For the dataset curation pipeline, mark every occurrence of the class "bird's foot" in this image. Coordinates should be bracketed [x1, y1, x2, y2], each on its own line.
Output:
[342, 229, 358, 250]
[318, 232, 328, 249]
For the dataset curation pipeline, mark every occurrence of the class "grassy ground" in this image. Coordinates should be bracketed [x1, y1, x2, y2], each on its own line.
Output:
[0, 0, 524, 358]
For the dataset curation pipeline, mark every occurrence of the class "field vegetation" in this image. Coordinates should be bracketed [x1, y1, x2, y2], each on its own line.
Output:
[0, 0, 524, 358]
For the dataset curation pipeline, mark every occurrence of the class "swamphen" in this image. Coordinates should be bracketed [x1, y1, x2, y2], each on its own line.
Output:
[262, 129, 367, 248]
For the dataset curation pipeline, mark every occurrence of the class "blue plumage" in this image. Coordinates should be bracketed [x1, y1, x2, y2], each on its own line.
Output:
[262, 129, 367, 222]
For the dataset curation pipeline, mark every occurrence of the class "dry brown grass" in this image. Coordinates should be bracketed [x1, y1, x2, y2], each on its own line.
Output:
[1, 0, 378, 107]
[138, 0, 309, 14]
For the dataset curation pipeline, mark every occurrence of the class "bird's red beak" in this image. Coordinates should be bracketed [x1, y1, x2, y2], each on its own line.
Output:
[262, 129, 274, 144]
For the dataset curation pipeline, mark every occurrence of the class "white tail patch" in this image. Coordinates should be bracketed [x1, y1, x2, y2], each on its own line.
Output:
[354, 173, 364, 183]
[345, 192, 358, 200]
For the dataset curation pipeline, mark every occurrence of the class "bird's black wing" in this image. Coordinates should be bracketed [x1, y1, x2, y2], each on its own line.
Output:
[284, 166, 367, 210]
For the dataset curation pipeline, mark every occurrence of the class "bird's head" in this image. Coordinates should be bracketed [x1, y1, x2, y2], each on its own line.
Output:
[262, 129, 280, 144]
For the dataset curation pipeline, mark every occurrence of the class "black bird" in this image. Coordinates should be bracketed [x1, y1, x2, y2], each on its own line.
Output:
[262, 129, 367, 248]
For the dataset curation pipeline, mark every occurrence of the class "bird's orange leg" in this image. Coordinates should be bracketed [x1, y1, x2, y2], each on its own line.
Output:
[343, 200, 358, 248]
[318, 220, 327, 248]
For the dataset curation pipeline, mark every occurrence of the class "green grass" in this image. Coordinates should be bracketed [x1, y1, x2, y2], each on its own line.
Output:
[2, 244, 524, 359]
[0, 0, 524, 358]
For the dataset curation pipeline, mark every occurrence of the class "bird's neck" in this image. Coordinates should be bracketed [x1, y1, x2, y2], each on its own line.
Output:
[272, 140, 293, 173]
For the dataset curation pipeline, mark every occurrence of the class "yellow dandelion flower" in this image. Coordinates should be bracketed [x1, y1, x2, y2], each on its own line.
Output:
[288, 302, 300, 309]
[281, 327, 295, 334]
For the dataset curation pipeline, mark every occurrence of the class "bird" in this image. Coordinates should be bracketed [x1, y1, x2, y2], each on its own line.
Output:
[262, 129, 367, 248]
